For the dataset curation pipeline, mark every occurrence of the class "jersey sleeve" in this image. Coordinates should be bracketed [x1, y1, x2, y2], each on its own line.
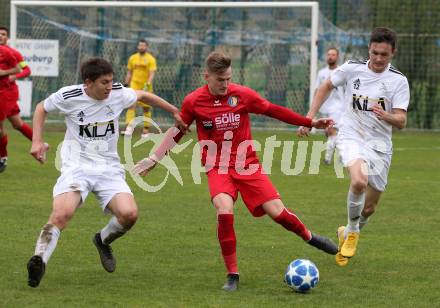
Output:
[11, 48, 28, 69]
[391, 77, 410, 111]
[242, 87, 270, 114]
[180, 96, 195, 126]
[122, 87, 138, 109]
[43, 90, 66, 113]
[0, 46, 18, 67]
[148, 55, 157, 72]
[315, 70, 325, 90]
[330, 62, 351, 88]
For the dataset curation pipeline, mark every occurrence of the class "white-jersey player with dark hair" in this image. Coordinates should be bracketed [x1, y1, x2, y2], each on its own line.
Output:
[314, 47, 345, 164]
[299, 27, 410, 266]
[26, 57, 188, 287]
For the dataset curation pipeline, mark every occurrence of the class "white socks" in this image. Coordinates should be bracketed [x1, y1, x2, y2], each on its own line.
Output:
[345, 190, 365, 236]
[359, 214, 369, 230]
[100, 216, 127, 245]
[325, 135, 337, 162]
[34, 224, 61, 264]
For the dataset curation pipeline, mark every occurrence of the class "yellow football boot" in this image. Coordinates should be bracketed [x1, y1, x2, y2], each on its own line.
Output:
[341, 231, 360, 258]
[335, 226, 349, 266]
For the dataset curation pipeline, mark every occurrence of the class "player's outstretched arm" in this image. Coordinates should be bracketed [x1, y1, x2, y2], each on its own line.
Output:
[124, 69, 132, 87]
[262, 102, 334, 130]
[297, 79, 334, 137]
[133, 126, 182, 176]
[135, 90, 189, 134]
[30, 102, 49, 164]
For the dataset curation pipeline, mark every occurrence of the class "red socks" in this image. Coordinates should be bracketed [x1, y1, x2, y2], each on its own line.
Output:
[0, 134, 8, 157]
[217, 214, 238, 274]
[0, 123, 33, 158]
[274, 208, 312, 241]
[217, 209, 309, 274]
[18, 123, 33, 140]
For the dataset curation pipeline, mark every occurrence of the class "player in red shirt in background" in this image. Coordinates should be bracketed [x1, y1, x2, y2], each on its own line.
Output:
[133, 51, 338, 291]
[0, 26, 33, 172]
[0, 46, 20, 92]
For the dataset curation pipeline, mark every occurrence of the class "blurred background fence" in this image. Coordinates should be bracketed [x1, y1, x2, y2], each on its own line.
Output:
[0, 0, 439, 129]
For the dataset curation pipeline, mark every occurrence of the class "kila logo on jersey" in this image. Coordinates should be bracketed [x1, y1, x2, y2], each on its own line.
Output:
[213, 99, 221, 106]
[79, 120, 115, 138]
[227, 96, 238, 107]
[353, 78, 361, 90]
[77, 111, 85, 122]
[352, 94, 386, 111]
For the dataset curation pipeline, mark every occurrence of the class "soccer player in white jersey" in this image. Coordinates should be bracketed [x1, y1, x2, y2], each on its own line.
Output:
[26, 58, 188, 287]
[298, 27, 410, 266]
[314, 47, 345, 164]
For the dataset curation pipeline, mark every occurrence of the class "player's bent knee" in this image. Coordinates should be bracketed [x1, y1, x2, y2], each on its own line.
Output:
[118, 208, 138, 227]
[48, 212, 73, 230]
[351, 179, 368, 194]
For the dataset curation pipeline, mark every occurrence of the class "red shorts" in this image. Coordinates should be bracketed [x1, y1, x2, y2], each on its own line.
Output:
[0, 89, 20, 121]
[0, 96, 20, 121]
[207, 165, 280, 217]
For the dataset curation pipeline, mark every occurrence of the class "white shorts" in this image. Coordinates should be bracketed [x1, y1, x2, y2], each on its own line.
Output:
[336, 133, 392, 192]
[53, 167, 133, 213]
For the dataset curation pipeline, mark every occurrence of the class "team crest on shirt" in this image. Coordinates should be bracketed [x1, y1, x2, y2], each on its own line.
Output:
[105, 106, 115, 117]
[227, 96, 238, 107]
[353, 78, 361, 90]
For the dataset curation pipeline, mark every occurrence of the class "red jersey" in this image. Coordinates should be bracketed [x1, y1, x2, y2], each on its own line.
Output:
[0, 45, 18, 91]
[180, 83, 270, 169]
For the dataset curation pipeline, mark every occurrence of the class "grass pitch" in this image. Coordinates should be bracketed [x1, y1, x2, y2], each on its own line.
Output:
[0, 125, 439, 307]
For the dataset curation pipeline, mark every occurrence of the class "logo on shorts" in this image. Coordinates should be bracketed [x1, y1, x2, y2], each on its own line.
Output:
[227, 96, 238, 107]
[353, 78, 361, 90]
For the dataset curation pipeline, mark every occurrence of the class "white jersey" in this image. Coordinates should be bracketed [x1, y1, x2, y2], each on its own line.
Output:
[315, 66, 345, 120]
[331, 60, 410, 154]
[44, 83, 137, 172]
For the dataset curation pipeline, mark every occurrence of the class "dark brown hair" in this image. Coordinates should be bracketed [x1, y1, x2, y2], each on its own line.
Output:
[370, 27, 397, 51]
[80, 58, 114, 82]
[0, 26, 9, 35]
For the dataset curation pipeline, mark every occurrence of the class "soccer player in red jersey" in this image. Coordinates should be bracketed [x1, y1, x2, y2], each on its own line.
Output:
[0, 26, 33, 172]
[0, 45, 20, 89]
[134, 51, 338, 291]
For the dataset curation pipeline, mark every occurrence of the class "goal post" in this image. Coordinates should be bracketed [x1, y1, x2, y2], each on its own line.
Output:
[10, 1, 319, 126]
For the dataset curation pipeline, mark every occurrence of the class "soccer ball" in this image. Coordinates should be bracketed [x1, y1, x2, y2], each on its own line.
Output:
[284, 259, 319, 292]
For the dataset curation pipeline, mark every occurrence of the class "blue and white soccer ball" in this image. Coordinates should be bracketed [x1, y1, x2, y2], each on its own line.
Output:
[284, 259, 319, 292]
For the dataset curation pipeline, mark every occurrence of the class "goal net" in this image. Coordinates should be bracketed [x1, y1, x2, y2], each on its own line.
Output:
[11, 1, 318, 128]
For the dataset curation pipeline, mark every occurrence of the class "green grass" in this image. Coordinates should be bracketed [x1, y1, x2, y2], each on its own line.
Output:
[0, 125, 439, 307]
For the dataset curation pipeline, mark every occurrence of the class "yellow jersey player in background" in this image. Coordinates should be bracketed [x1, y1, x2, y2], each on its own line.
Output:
[122, 39, 157, 137]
